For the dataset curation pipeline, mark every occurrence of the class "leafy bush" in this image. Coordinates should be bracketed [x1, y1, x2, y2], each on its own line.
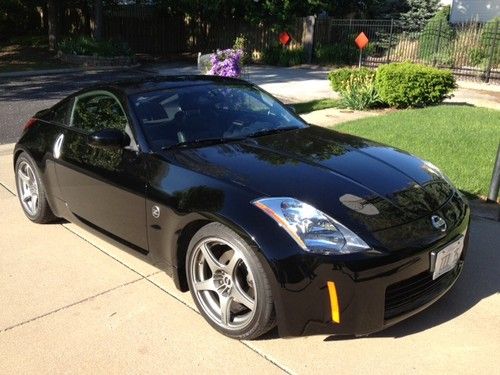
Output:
[58, 36, 132, 57]
[328, 67, 376, 92]
[467, 17, 500, 68]
[262, 45, 305, 66]
[375, 62, 456, 108]
[338, 73, 381, 110]
[315, 42, 376, 65]
[315, 43, 357, 65]
[233, 34, 251, 64]
[419, 6, 454, 65]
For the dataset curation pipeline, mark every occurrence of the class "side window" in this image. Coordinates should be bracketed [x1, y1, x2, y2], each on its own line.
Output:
[51, 99, 73, 125]
[71, 93, 128, 133]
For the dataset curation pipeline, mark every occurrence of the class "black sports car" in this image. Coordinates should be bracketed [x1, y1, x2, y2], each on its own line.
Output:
[14, 76, 469, 339]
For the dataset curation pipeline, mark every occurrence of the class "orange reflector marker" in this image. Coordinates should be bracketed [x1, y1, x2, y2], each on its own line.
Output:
[327, 281, 340, 323]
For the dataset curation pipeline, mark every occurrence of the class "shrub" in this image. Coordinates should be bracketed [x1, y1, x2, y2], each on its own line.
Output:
[375, 62, 456, 108]
[233, 34, 251, 64]
[467, 17, 500, 68]
[315, 43, 357, 65]
[262, 44, 305, 66]
[315, 42, 376, 65]
[419, 6, 454, 65]
[328, 67, 376, 92]
[339, 73, 381, 110]
[58, 36, 132, 57]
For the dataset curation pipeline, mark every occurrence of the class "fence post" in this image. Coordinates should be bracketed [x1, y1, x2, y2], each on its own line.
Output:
[485, 19, 499, 83]
[433, 18, 443, 66]
[386, 18, 394, 64]
[302, 16, 316, 64]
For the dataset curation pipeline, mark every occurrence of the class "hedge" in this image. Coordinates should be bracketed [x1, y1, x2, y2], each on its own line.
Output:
[328, 67, 376, 92]
[375, 62, 456, 108]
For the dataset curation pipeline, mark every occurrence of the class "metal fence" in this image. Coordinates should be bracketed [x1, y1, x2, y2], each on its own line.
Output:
[103, 6, 499, 83]
[315, 17, 499, 83]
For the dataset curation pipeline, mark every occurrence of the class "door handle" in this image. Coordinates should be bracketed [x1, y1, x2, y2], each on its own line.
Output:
[53, 134, 64, 159]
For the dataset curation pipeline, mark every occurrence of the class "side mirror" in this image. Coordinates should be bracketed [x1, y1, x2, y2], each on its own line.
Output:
[287, 104, 297, 113]
[87, 128, 130, 149]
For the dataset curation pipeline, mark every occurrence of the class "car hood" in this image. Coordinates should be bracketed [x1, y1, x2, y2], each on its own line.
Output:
[163, 126, 454, 232]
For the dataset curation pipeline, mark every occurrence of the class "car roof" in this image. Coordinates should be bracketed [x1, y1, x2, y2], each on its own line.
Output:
[98, 75, 252, 96]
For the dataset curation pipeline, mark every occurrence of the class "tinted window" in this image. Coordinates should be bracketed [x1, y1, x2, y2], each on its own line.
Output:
[130, 83, 306, 149]
[51, 99, 73, 125]
[72, 93, 128, 133]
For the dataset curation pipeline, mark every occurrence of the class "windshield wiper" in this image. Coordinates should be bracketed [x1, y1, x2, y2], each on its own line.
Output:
[162, 136, 246, 151]
[247, 126, 301, 138]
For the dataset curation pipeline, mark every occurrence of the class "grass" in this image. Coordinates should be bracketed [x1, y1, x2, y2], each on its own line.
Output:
[0, 35, 69, 73]
[292, 98, 342, 114]
[336, 105, 500, 198]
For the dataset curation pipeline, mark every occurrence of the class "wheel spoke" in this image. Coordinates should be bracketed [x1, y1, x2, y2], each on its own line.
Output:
[224, 251, 241, 275]
[27, 168, 36, 184]
[199, 243, 223, 273]
[219, 296, 233, 325]
[22, 192, 31, 203]
[194, 277, 216, 291]
[31, 193, 39, 210]
[18, 169, 30, 183]
[232, 286, 255, 311]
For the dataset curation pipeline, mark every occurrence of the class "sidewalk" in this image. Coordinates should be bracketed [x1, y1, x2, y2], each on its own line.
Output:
[1, 147, 499, 374]
[150, 64, 499, 110]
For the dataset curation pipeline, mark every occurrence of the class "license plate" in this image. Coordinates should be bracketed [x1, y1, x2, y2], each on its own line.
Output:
[431, 237, 464, 280]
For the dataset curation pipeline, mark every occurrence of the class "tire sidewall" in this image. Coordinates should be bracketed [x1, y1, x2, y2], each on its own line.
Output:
[186, 223, 274, 339]
[15, 152, 46, 222]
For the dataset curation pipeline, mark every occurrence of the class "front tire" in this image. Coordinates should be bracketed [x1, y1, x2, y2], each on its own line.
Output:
[186, 222, 275, 339]
[15, 152, 56, 223]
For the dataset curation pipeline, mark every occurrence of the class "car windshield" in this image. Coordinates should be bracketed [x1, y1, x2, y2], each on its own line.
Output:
[130, 82, 307, 150]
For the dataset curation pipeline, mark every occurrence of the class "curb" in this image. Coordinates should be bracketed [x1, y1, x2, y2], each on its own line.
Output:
[0, 64, 142, 79]
[0, 143, 15, 156]
[470, 199, 500, 221]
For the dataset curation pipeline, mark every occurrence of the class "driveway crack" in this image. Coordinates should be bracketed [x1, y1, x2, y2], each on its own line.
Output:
[0, 278, 143, 333]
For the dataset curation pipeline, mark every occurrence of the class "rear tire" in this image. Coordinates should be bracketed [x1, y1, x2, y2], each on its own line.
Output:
[15, 152, 56, 223]
[186, 222, 275, 340]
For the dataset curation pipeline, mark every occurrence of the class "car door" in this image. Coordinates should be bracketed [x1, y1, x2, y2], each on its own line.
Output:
[54, 90, 148, 250]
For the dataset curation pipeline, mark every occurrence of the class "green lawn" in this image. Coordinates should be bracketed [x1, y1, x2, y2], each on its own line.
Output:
[292, 98, 341, 114]
[336, 105, 500, 198]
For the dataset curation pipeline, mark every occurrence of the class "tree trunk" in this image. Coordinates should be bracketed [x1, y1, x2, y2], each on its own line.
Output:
[94, 0, 103, 41]
[47, 0, 59, 50]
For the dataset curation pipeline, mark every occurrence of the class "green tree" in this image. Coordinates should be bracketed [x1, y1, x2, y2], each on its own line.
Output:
[400, 0, 440, 31]
[418, 6, 454, 65]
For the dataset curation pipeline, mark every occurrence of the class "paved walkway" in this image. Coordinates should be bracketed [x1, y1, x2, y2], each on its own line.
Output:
[146, 64, 500, 109]
[0, 144, 499, 374]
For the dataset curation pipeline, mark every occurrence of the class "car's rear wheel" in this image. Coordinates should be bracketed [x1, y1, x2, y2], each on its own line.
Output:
[186, 222, 275, 339]
[15, 152, 56, 223]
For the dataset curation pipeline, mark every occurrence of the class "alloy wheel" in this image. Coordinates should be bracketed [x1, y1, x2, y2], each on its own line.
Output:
[17, 161, 40, 216]
[189, 237, 257, 330]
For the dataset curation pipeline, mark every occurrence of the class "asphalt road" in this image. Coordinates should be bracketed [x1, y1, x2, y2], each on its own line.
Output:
[0, 68, 151, 145]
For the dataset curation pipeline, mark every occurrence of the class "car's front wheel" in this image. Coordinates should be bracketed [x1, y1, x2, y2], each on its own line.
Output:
[186, 222, 275, 339]
[15, 152, 56, 223]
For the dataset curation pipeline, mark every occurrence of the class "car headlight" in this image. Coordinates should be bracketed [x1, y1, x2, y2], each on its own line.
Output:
[252, 197, 370, 255]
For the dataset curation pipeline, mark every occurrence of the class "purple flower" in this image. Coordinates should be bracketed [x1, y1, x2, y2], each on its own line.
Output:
[208, 49, 243, 78]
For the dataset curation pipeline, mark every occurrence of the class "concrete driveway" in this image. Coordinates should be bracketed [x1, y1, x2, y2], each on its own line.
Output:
[0, 144, 499, 374]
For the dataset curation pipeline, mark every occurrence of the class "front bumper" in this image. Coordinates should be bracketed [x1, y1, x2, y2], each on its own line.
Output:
[272, 195, 470, 337]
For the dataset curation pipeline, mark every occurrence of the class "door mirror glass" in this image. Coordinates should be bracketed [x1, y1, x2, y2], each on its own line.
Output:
[87, 128, 130, 149]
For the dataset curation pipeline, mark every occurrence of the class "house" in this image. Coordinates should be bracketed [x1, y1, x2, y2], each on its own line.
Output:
[449, 0, 500, 23]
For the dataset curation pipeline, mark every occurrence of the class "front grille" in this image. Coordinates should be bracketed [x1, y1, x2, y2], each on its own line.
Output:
[384, 267, 459, 320]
